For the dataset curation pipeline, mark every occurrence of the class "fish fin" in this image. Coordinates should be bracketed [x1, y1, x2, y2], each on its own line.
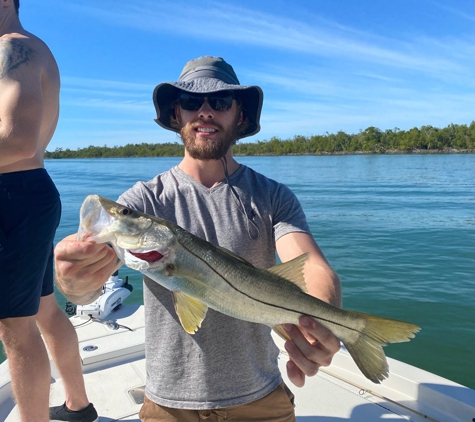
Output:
[340, 312, 421, 383]
[273, 325, 291, 342]
[172, 291, 208, 334]
[268, 253, 308, 293]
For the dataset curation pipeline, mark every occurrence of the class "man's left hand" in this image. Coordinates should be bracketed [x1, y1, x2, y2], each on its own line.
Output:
[283, 315, 341, 387]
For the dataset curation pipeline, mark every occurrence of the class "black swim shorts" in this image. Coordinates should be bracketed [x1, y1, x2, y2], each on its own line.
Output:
[0, 168, 61, 318]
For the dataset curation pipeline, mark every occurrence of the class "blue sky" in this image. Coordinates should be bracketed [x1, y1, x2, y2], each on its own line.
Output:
[20, 0, 475, 150]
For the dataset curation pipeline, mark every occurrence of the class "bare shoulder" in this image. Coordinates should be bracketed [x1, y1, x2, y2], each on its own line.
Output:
[0, 35, 34, 79]
[0, 32, 58, 81]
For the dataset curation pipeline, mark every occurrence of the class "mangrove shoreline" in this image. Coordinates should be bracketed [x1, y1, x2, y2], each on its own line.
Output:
[45, 123, 475, 159]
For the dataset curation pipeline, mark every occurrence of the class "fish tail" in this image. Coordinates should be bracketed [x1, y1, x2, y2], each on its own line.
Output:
[341, 312, 420, 383]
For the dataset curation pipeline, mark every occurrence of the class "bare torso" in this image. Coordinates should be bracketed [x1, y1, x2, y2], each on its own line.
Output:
[0, 29, 59, 173]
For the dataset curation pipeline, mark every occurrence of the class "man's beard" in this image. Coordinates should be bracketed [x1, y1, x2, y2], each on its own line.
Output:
[180, 116, 240, 161]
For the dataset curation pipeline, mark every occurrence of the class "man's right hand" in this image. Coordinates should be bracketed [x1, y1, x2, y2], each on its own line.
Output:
[54, 234, 120, 305]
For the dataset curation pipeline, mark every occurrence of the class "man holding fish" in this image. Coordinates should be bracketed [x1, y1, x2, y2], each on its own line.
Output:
[54, 56, 345, 421]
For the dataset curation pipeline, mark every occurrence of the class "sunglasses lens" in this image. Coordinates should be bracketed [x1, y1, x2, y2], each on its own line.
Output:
[178, 92, 235, 111]
[208, 95, 234, 111]
[179, 96, 204, 111]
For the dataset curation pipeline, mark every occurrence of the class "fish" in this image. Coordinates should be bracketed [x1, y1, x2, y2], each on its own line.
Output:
[77, 194, 420, 384]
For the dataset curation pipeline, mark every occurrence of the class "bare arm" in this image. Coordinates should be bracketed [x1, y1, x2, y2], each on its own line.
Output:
[276, 231, 341, 307]
[54, 234, 122, 305]
[0, 37, 43, 166]
[276, 231, 342, 387]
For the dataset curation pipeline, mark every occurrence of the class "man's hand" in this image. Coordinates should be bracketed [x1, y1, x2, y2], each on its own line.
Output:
[54, 234, 120, 305]
[283, 315, 341, 388]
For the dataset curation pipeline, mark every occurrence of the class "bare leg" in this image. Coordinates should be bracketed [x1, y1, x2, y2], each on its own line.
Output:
[36, 294, 90, 411]
[0, 316, 50, 422]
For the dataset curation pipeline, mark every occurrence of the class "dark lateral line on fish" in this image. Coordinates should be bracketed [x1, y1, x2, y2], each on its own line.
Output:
[179, 240, 365, 336]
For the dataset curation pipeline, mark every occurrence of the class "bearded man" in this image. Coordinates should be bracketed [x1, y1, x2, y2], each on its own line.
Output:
[54, 56, 342, 422]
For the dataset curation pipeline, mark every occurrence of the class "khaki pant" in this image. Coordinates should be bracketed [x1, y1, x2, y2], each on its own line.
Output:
[139, 382, 296, 422]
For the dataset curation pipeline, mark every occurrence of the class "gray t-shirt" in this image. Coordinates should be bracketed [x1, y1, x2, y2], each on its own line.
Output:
[118, 164, 310, 409]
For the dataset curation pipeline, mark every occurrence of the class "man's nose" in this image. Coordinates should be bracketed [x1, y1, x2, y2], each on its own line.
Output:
[197, 99, 214, 117]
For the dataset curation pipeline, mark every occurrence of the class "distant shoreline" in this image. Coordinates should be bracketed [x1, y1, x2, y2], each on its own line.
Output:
[255, 148, 475, 156]
[45, 148, 475, 159]
[44, 122, 475, 158]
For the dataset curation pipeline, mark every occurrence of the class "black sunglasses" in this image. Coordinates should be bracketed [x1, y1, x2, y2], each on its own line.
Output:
[177, 91, 235, 112]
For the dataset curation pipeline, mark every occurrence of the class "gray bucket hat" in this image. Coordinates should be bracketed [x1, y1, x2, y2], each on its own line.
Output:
[153, 56, 263, 138]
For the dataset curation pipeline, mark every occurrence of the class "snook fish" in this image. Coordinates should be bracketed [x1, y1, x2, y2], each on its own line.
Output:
[78, 194, 420, 384]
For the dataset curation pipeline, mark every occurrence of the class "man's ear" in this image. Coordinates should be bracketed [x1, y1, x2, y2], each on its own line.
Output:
[238, 111, 243, 125]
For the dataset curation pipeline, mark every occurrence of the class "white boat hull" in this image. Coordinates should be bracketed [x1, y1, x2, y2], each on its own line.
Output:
[1, 304, 473, 421]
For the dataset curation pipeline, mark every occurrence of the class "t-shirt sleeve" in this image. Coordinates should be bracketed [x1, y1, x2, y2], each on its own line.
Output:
[272, 183, 311, 241]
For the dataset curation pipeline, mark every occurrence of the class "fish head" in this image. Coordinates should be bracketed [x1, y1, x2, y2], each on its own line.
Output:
[78, 194, 176, 271]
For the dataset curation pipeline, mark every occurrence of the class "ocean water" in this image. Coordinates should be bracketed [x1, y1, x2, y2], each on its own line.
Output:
[3, 154, 475, 390]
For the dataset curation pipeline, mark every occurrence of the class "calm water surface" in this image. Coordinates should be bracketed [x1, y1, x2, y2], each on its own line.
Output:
[4, 154, 475, 389]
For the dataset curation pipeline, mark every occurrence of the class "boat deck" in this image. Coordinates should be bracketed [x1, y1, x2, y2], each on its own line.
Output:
[2, 305, 474, 421]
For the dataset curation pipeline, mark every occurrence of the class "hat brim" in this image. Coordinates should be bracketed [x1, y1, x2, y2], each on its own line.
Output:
[153, 78, 263, 139]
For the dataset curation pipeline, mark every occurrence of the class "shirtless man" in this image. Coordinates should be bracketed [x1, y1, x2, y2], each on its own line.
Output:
[0, 1, 97, 421]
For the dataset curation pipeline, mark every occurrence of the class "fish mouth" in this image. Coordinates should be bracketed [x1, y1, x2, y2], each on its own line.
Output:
[78, 195, 116, 242]
[127, 249, 164, 263]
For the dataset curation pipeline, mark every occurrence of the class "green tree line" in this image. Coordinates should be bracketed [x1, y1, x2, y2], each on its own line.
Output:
[45, 123, 475, 159]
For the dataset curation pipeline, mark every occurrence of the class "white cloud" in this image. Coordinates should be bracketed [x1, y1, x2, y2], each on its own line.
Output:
[62, 76, 153, 91]
[44, 0, 475, 148]
[60, 0, 471, 80]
